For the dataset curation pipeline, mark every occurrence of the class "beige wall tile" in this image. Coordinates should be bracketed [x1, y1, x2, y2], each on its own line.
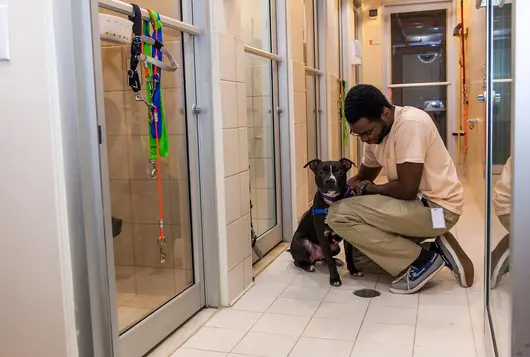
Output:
[289, 0, 305, 62]
[217, 32, 237, 82]
[125, 89, 149, 136]
[212, 0, 241, 38]
[293, 92, 307, 124]
[127, 135, 170, 180]
[295, 123, 308, 157]
[255, 158, 275, 189]
[175, 269, 193, 294]
[235, 40, 246, 83]
[225, 174, 242, 225]
[292, 60, 306, 93]
[104, 92, 127, 136]
[101, 46, 124, 91]
[110, 180, 132, 222]
[168, 134, 189, 181]
[107, 136, 130, 180]
[295, 152, 308, 187]
[161, 40, 183, 90]
[113, 224, 134, 266]
[255, 188, 276, 220]
[223, 129, 241, 177]
[243, 255, 253, 289]
[130, 180, 172, 224]
[253, 127, 274, 159]
[165, 88, 186, 135]
[228, 262, 245, 304]
[135, 267, 175, 296]
[169, 180, 190, 227]
[115, 266, 136, 295]
[221, 80, 239, 129]
[173, 229, 193, 270]
[237, 83, 247, 127]
[248, 127, 255, 159]
[240, 170, 250, 216]
[296, 185, 309, 219]
[226, 214, 251, 271]
[133, 224, 174, 268]
[239, 128, 249, 172]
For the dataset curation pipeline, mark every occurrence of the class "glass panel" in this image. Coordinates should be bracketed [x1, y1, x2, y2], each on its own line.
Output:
[391, 86, 448, 145]
[247, 54, 277, 237]
[306, 74, 318, 203]
[241, 0, 272, 52]
[390, 10, 447, 84]
[99, 7, 194, 333]
[303, 0, 316, 68]
[488, 3, 512, 356]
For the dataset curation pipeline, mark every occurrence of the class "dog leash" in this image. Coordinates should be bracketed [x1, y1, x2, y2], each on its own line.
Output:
[127, 5, 177, 264]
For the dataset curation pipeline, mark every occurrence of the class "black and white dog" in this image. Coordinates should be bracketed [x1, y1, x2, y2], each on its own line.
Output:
[290, 158, 362, 287]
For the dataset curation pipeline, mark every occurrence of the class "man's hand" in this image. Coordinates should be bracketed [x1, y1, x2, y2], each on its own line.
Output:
[352, 180, 372, 196]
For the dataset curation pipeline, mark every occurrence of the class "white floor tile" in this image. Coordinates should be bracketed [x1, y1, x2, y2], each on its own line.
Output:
[249, 281, 289, 298]
[313, 302, 368, 321]
[289, 337, 354, 357]
[302, 317, 362, 341]
[421, 280, 466, 295]
[335, 273, 378, 290]
[413, 344, 477, 357]
[417, 305, 472, 327]
[369, 291, 419, 308]
[266, 298, 320, 316]
[357, 322, 415, 346]
[280, 285, 330, 301]
[232, 291, 278, 313]
[206, 309, 262, 331]
[171, 349, 227, 357]
[414, 325, 475, 349]
[364, 305, 417, 325]
[251, 313, 310, 336]
[351, 342, 413, 357]
[419, 293, 468, 308]
[232, 332, 298, 357]
[323, 289, 371, 306]
[290, 272, 331, 288]
[182, 327, 246, 353]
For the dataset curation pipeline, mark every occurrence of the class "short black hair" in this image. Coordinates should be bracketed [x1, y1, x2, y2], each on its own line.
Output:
[344, 84, 392, 125]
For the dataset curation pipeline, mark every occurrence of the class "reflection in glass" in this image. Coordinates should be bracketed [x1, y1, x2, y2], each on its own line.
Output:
[303, 0, 316, 68]
[100, 21, 195, 333]
[247, 54, 277, 237]
[240, 0, 272, 51]
[487, 3, 512, 357]
[306, 74, 319, 204]
[390, 10, 448, 144]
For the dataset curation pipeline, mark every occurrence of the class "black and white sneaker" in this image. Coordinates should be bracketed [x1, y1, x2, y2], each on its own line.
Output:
[491, 233, 510, 289]
[389, 253, 445, 294]
[433, 232, 475, 288]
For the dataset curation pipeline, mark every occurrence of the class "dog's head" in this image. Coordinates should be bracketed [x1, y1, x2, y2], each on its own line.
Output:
[304, 158, 356, 198]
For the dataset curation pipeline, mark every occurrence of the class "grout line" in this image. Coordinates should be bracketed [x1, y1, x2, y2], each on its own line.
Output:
[348, 275, 377, 356]
[465, 289, 480, 357]
[412, 292, 421, 357]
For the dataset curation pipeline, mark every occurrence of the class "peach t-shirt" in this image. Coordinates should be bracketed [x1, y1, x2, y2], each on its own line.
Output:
[362, 106, 464, 215]
[492, 156, 512, 216]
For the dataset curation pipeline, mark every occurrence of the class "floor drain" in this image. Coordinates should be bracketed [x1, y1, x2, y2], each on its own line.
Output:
[353, 289, 381, 298]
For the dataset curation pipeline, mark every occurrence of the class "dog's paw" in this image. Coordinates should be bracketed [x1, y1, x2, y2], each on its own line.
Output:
[330, 274, 342, 287]
[334, 258, 345, 267]
[307, 264, 316, 272]
[350, 271, 364, 277]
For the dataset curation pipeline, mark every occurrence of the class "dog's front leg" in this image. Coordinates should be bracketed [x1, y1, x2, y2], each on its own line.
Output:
[314, 216, 342, 287]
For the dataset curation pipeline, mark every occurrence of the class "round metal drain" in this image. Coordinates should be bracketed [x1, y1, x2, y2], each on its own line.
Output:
[353, 289, 381, 298]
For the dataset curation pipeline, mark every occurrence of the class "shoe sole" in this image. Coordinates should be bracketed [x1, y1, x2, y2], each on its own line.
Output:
[389, 261, 444, 295]
[439, 233, 475, 288]
[491, 233, 510, 289]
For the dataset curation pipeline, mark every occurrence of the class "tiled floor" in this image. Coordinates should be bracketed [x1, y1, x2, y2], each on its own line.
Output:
[164, 179, 502, 357]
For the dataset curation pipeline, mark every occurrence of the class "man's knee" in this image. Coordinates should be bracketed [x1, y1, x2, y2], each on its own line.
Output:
[327, 200, 360, 231]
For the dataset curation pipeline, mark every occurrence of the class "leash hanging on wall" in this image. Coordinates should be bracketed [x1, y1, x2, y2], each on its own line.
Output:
[127, 3, 178, 264]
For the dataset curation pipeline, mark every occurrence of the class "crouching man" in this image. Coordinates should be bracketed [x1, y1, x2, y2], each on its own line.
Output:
[327, 84, 474, 294]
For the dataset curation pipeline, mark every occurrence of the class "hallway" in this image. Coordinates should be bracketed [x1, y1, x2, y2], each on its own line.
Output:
[167, 177, 490, 357]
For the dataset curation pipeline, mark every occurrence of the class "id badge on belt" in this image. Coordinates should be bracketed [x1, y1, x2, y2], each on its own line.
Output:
[430, 208, 446, 229]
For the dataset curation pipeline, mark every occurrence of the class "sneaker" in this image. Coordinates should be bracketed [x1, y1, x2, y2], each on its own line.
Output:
[491, 233, 510, 289]
[433, 233, 475, 288]
[389, 253, 445, 294]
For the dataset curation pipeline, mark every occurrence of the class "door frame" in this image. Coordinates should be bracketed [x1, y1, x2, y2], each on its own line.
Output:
[381, 0, 459, 161]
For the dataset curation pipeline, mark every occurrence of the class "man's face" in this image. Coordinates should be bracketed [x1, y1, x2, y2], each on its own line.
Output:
[349, 107, 392, 144]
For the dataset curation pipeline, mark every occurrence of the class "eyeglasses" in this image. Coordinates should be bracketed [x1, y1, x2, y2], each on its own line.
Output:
[350, 124, 377, 139]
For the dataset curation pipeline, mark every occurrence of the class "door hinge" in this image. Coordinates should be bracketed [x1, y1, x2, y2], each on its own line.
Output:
[192, 104, 201, 114]
[97, 125, 102, 144]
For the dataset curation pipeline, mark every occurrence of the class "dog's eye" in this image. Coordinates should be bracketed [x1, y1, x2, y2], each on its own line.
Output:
[318, 170, 325, 176]
[336, 169, 343, 175]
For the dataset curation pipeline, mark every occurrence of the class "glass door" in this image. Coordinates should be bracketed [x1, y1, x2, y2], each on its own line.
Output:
[484, 1, 513, 356]
[94, 2, 204, 356]
[242, 0, 283, 262]
[383, 1, 456, 156]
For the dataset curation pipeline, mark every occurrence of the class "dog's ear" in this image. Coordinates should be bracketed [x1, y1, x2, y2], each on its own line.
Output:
[304, 158, 322, 172]
[339, 157, 357, 171]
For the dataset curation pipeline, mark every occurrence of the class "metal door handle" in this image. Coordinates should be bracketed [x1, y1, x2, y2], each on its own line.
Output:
[476, 91, 502, 103]
[467, 118, 480, 130]
[477, 93, 485, 103]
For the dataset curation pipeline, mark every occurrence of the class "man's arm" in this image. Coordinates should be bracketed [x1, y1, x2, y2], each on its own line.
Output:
[364, 162, 423, 200]
[347, 164, 382, 187]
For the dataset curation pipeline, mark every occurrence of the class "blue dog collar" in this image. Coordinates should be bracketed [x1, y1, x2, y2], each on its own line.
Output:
[311, 208, 328, 215]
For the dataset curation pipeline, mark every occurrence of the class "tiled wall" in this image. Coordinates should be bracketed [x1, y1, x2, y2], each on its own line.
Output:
[100, 29, 193, 298]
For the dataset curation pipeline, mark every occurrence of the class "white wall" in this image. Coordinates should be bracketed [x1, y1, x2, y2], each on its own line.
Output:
[0, 0, 77, 356]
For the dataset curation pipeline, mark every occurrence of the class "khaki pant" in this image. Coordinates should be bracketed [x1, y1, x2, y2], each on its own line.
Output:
[498, 214, 510, 232]
[327, 194, 460, 277]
